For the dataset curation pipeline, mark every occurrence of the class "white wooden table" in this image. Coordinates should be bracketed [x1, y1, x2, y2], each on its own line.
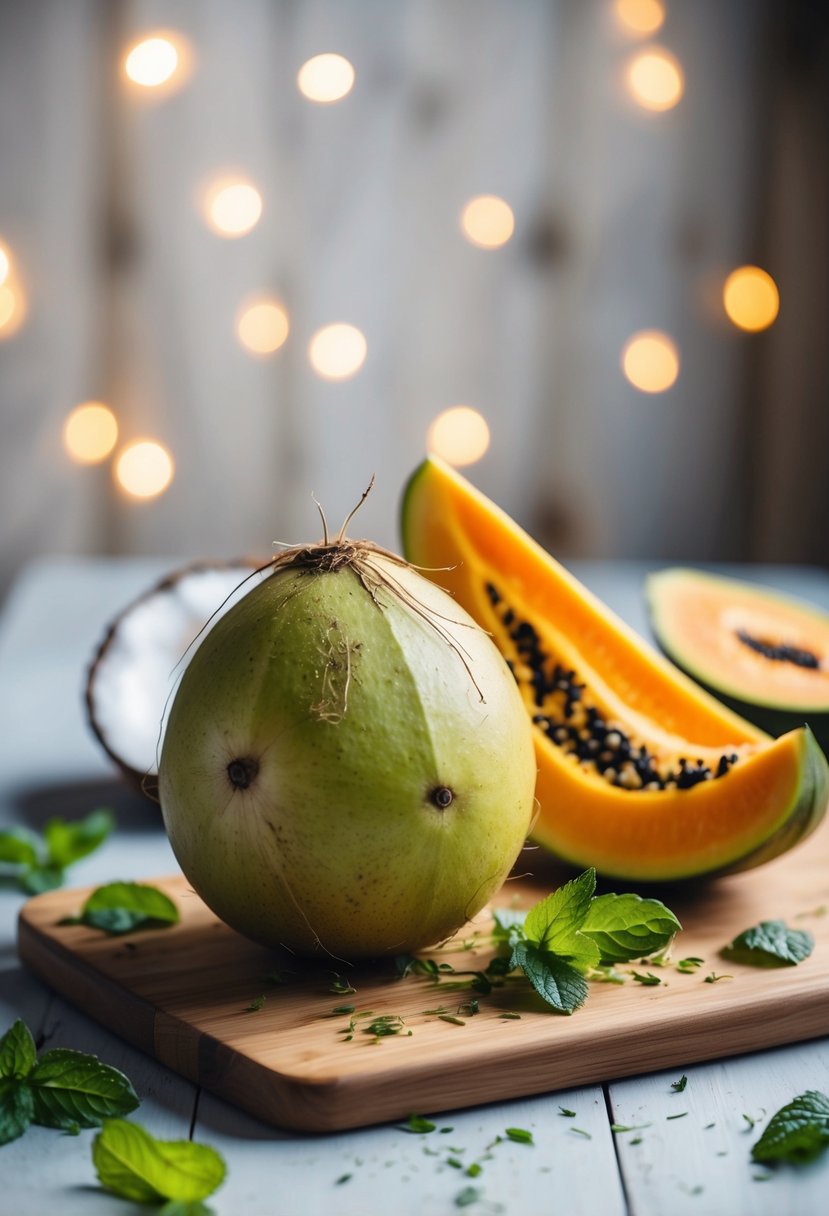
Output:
[2, 556, 829, 1216]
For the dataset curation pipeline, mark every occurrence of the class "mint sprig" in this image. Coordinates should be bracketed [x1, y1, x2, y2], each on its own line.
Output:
[722, 920, 814, 968]
[0, 809, 113, 894]
[751, 1091, 829, 1163]
[502, 869, 680, 1015]
[92, 1118, 226, 1204]
[61, 881, 179, 935]
[0, 1018, 138, 1145]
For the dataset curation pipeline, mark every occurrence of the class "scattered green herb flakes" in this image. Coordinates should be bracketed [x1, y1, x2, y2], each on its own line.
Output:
[457, 999, 479, 1017]
[466, 1162, 482, 1177]
[666, 1112, 688, 1120]
[328, 974, 357, 995]
[629, 1136, 643, 1146]
[447, 1157, 464, 1169]
[796, 905, 826, 919]
[610, 1123, 651, 1134]
[630, 971, 662, 986]
[704, 1122, 716, 1130]
[587, 965, 626, 984]
[676, 957, 704, 974]
[751, 1091, 829, 1163]
[498, 1012, 521, 1020]
[559, 1107, 576, 1117]
[440, 1127, 455, 1133]
[455, 1185, 482, 1207]
[742, 1113, 759, 1131]
[0, 1019, 138, 1146]
[722, 920, 814, 968]
[243, 995, 266, 1013]
[505, 1127, 534, 1145]
[92, 1118, 225, 1204]
[402, 1114, 437, 1134]
[671, 1075, 688, 1093]
[331, 1004, 355, 1015]
[704, 972, 731, 984]
[335, 1173, 352, 1185]
[438, 1015, 466, 1027]
[0, 809, 113, 894]
[65, 881, 179, 936]
[570, 1127, 592, 1139]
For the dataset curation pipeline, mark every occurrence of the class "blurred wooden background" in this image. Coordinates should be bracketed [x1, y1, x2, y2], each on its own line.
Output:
[0, 0, 827, 599]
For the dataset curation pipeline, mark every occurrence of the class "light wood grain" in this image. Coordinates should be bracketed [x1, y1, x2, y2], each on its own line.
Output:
[17, 813, 829, 1134]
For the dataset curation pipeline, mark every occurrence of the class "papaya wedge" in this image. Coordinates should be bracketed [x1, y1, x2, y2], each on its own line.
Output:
[401, 456, 829, 881]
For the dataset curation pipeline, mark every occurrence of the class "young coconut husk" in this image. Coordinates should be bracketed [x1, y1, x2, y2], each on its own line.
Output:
[157, 481, 538, 958]
[85, 558, 268, 799]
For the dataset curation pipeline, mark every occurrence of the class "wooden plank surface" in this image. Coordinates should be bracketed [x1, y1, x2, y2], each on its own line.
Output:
[17, 810, 829, 1133]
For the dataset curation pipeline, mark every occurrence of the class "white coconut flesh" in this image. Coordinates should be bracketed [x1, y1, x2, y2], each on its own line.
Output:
[87, 563, 268, 784]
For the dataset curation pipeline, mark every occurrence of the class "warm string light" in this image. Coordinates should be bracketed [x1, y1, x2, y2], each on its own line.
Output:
[460, 196, 515, 249]
[63, 403, 119, 464]
[0, 242, 9, 287]
[237, 299, 290, 355]
[723, 266, 779, 332]
[308, 324, 367, 380]
[297, 53, 355, 103]
[622, 331, 679, 392]
[115, 440, 175, 499]
[614, 0, 665, 37]
[123, 32, 189, 94]
[427, 407, 491, 467]
[626, 48, 684, 111]
[203, 179, 263, 237]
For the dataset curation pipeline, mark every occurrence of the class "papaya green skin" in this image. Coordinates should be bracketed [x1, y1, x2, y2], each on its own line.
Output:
[714, 726, 829, 878]
[158, 553, 537, 959]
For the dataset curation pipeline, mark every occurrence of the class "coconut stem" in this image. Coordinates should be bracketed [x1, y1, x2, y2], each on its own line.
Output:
[336, 474, 376, 543]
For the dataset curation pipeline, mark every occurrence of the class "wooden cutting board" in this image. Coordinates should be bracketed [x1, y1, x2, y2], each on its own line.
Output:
[17, 822, 829, 1133]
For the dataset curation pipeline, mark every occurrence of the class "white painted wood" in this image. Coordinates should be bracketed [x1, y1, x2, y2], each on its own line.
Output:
[609, 1042, 829, 1216]
[195, 1085, 625, 1216]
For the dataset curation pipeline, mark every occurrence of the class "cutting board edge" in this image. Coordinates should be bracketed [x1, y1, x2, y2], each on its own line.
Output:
[17, 899, 829, 1133]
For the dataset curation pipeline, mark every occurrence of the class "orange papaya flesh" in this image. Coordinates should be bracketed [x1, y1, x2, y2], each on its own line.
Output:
[400, 456, 829, 880]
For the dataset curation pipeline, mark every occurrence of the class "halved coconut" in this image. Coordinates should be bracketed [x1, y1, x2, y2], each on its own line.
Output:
[86, 560, 270, 797]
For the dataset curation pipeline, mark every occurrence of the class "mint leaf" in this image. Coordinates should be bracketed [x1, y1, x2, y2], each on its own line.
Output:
[510, 941, 588, 1014]
[751, 1091, 829, 1163]
[20, 865, 65, 895]
[78, 882, 179, 935]
[723, 921, 814, 967]
[0, 828, 39, 870]
[44, 809, 114, 869]
[92, 1118, 226, 1203]
[524, 868, 595, 952]
[401, 1114, 436, 1133]
[491, 908, 526, 947]
[0, 1078, 34, 1145]
[581, 892, 681, 963]
[29, 1048, 139, 1129]
[0, 1019, 37, 1079]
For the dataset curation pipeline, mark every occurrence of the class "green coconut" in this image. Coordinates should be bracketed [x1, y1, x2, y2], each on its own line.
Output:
[158, 524, 536, 959]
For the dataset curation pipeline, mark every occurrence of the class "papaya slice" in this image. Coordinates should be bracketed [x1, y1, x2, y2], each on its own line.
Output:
[647, 567, 829, 753]
[401, 456, 829, 881]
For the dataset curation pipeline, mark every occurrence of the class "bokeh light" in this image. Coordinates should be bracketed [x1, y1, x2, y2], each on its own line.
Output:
[626, 49, 684, 111]
[622, 331, 680, 392]
[0, 243, 9, 287]
[0, 282, 25, 339]
[63, 402, 119, 465]
[237, 299, 290, 355]
[308, 323, 367, 380]
[427, 407, 491, 467]
[115, 440, 174, 499]
[204, 180, 263, 237]
[123, 33, 189, 93]
[460, 196, 515, 249]
[297, 53, 355, 103]
[614, 0, 665, 36]
[723, 266, 779, 332]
